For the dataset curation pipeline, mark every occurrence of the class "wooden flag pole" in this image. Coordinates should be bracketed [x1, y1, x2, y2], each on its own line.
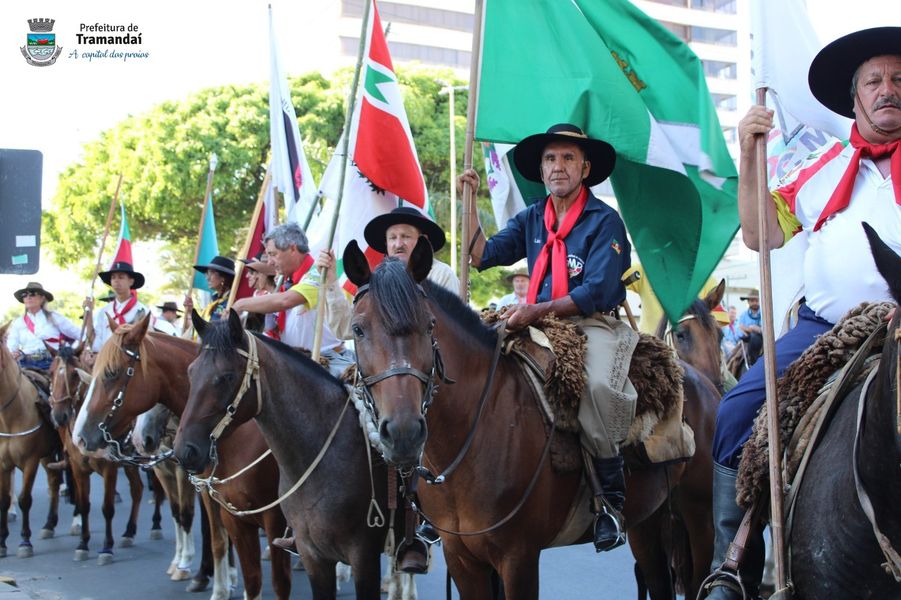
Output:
[227, 168, 272, 311]
[310, 0, 371, 362]
[754, 86, 788, 592]
[459, 0, 485, 301]
[79, 173, 123, 343]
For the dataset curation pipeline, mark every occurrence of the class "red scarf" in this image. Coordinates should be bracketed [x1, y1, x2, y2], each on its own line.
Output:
[527, 186, 589, 304]
[275, 254, 315, 337]
[112, 291, 138, 325]
[814, 122, 901, 231]
[23, 312, 67, 345]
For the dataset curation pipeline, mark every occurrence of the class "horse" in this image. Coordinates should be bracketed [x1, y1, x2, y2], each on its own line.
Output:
[0, 323, 63, 558]
[342, 239, 721, 600]
[72, 316, 291, 600]
[132, 403, 198, 581]
[174, 309, 413, 600]
[788, 224, 901, 598]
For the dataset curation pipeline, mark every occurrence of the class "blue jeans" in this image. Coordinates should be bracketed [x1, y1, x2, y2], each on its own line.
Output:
[712, 304, 833, 468]
[19, 357, 51, 371]
[321, 346, 355, 380]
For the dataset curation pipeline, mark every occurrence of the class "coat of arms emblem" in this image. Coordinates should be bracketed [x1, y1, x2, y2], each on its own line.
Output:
[21, 18, 62, 67]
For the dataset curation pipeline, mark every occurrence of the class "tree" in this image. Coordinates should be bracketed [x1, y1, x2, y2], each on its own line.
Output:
[46, 65, 510, 300]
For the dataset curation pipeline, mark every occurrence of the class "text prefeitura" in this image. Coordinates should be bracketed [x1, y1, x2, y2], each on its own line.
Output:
[77, 23, 142, 44]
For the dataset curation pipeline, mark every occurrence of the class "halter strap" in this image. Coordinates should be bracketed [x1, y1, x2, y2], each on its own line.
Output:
[208, 332, 262, 443]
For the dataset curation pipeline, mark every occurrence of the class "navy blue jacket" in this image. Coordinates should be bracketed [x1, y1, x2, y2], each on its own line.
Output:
[480, 189, 630, 315]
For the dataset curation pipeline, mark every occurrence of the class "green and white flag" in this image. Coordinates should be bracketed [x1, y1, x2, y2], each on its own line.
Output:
[476, 0, 739, 323]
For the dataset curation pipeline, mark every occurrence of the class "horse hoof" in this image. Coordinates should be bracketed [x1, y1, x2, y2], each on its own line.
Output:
[7, 512, 16, 523]
[261, 546, 270, 561]
[17, 545, 33, 559]
[39, 529, 53, 540]
[119, 536, 134, 548]
[167, 562, 176, 576]
[149, 529, 163, 541]
[74, 549, 89, 561]
[185, 578, 208, 593]
[97, 552, 113, 566]
[209, 590, 230, 600]
[0, 547, 6, 559]
[69, 524, 81, 536]
[170, 568, 191, 582]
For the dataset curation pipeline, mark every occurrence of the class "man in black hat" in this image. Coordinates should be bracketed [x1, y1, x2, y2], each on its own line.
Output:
[85, 261, 149, 352]
[184, 256, 236, 323]
[154, 301, 183, 336]
[706, 27, 901, 599]
[463, 123, 636, 553]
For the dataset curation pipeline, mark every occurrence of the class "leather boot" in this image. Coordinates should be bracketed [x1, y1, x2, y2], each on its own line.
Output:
[272, 527, 297, 555]
[396, 538, 429, 574]
[590, 454, 626, 552]
[702, 463, 765, 600]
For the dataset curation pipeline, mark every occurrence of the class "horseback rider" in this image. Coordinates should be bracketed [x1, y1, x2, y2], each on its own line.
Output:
[704, 27, 901, 599]
[735, 289, 763, 367]
[85, 261, 150, 353]
[184, 256, 236, 323]
[463, 123, 636, 553]
[6, 282, 81, 371]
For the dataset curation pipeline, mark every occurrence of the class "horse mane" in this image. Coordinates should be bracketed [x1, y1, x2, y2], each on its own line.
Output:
[94, 325, 194, 377]
[254, 333, 346, 393]
[369, 257, 431, 336]
[423, 280, 498, 350]
[654, 298, 718, 339]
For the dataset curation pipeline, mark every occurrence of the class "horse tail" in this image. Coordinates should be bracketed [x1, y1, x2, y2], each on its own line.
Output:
[669, 511, 692, 598]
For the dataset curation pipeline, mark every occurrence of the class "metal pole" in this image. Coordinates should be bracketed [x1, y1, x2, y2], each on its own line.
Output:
[310, 0, 371, 362]
[755, 86, 787, 591]
[459, 0, 484, 301]
[448, 84, 457, 276]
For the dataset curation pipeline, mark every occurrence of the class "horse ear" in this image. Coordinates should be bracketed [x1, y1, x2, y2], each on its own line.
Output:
[191, 309, 208, 339]
[0, 321, 9, 342]
[704, 279, 726, 311]
[227, 309, 244, 343]
[106, 312, 119, 333]
[863, 222, 901, 303]
[75, 368, 92, 385]
[409, 237, 434, 284]
[124, 312, 152, 344]
[343, 240, 371, 288]
[44, 342, 58, 359]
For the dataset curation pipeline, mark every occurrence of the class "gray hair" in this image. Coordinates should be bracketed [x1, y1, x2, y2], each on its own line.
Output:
[850, 64, 861, 103]
[263, 223, 309, 253]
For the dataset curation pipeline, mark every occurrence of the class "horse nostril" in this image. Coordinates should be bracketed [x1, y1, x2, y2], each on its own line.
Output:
[379, 419, 393, 447]
[143, 436, 154, 451]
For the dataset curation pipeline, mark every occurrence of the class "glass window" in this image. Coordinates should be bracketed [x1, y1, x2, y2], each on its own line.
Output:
[703, 60, 737, 79]
[689, 0, 737, 14]
[342, 0, 473, 32]
[659, 21, 689, 41]
[690, 25, 737, 46]
[340, 36, 470, 69]
[712, 93, 737, 110]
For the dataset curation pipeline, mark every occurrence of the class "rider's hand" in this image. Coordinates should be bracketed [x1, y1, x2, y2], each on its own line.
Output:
[82, 297, 95, 311]
[316, 250, 338, 286]
[456, 169, 480, 196]
[501, 303, 547, 332]
[183, 295, 194, 313]
[738, 105, 774, 156]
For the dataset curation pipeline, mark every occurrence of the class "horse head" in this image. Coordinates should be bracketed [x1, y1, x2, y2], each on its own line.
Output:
[47, 343, 91, 429]
[344, 237, 437, 468]
[657, 280, 726, 389]
[174, 309, 252, 473]
[132, 403, 173, 456]
[73, 313, 152, 455]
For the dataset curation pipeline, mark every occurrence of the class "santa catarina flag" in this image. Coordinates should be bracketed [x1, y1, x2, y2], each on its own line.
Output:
[192, 192, 220, 292]
[476, 0, 739, 323]
[110, 203, 133, 266]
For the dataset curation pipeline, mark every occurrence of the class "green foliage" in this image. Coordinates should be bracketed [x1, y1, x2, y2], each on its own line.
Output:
[46, 65, 511, 301]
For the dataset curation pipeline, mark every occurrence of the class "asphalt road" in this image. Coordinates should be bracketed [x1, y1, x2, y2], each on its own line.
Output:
[0, 468, 649, 599]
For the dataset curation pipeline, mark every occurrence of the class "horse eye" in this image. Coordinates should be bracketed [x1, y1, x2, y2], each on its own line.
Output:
[428, 318, 436, 334]
[352, 324, 364, 338]
[675, 331, 686, 343]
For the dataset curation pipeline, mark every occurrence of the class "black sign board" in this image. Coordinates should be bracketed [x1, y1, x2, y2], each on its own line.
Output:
[0, 149, 42, 274]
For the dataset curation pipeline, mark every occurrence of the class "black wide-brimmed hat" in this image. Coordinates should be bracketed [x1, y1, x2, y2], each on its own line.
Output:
[513, 123, 617, 188]
[99, 261, 145, 289]
[14, 281, 53, 303]
[193, 256, 235, 277]
[364, 207, 446, 254]
[156, 301, 183, 315]
[809, 27, 901, 119]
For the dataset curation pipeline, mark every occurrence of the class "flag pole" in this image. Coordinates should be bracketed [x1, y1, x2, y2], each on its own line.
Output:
[189, 153, 219, 293]
[754, 86, 788, 592]
[227, 167, 272, 311]
[459, 0, 485, 301]
[310, 0, 371, 362]
[448, 83, 458, 276]
[80, 173, 123, 342]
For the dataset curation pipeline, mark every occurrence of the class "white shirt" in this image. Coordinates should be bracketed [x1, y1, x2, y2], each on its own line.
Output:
[284, 268, 341, 352]
[498, 292, 527, 308]
[427, 259, 459, 293]
[92, 298, 151, 352]
[781, 143, 901, 324]
[5, 310, 81, 355]
[153, 318, 180, 337]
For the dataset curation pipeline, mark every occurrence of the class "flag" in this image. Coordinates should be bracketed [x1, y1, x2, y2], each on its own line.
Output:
[752, 0, 852, 330]
[268, 6, 317, 224]
[110, 202, 133, 265]
[312, 0, 433, 294]
[476, 0, 739, 323]
[481, 142, 545, 227]
[192, 192, 219, 291]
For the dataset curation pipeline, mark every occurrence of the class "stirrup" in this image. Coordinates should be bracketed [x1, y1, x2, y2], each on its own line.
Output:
[697, 568, 747, 600]
[593, 503, 626, 552]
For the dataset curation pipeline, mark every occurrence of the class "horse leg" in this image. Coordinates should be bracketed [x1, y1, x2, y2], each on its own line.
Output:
[119, 465, 143, 545]
[264, 514, 292, 600]
[628, 510, 675, 600]
[16, 457, 40, 557]
[187, 494, 212, 593]
[222, 513, 263, 600]
[673, 491, 714, 600]
[442, 543, 496, 600]
[72, 463, 91, 561]
[39, 463, 60, 538]
[173, 469, 196, 581]
[202, 493, 232, 600]
[148, 468, 165, 539]
[97, 465, 117, 564]
[496, 550, 541, 600]
[302, 554, 338, 600]
[348, 547, 382, 600]
[0, 468, 11, 557]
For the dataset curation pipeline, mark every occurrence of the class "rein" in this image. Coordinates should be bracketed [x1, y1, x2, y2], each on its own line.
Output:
[662, 314, 698, 349]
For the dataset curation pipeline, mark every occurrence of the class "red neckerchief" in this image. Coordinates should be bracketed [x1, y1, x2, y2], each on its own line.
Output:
[526, 186, 589, 304]
[24, 312, 69, 345]
[275, 254, 315, 336]
[23, 312, 37, 335]
[112, 291, 138, 325]
[815, 122, 901, 231]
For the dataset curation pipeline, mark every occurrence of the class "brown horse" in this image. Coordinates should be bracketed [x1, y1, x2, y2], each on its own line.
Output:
[0, 323, 63, 558]
[72, 316, 291, 600]
[175, 309, 398, 600]
[47, 343, 145, 564]
[343, 241, 720, 600]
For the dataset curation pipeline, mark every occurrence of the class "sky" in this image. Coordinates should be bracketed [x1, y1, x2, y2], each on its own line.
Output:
[0, 0, 899, 317]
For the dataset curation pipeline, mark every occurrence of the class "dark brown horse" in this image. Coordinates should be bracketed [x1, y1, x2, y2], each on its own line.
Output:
[0, 323, 63, 558]
[343, 241, 720, 600]
[789, 224, 901, 598]
[47, 343, 145, 564]
[72, 316, 292, 600]
[175, 309, 399, 600]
